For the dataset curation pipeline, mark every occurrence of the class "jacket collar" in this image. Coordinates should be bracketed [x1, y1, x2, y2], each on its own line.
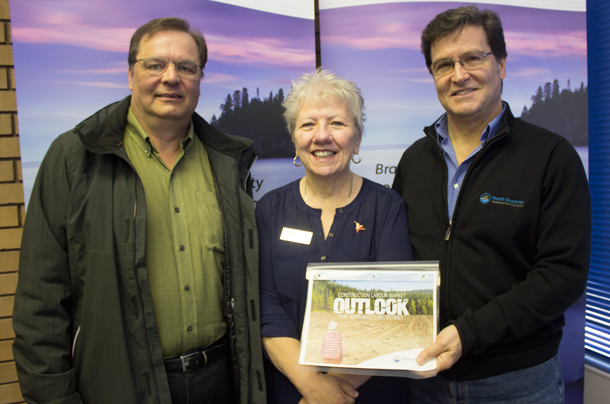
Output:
[424, 101, 516, 142]
[74, 95, 255, 164]
[75, 96, 131, 154]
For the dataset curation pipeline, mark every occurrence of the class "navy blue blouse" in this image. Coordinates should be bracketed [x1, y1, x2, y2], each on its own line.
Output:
[256, 177, 414, 340]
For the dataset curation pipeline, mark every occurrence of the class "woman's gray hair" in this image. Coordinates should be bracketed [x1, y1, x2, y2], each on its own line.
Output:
[283, 68, 365, 142]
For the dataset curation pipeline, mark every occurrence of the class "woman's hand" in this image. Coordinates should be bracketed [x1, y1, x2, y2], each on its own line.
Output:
[263, 337, 359, 404]
[299, 373, 359, 404]
[328, 373, 370, 390]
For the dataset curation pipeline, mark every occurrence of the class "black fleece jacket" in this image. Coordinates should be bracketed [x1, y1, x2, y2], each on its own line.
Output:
[392, 103, 591, 380]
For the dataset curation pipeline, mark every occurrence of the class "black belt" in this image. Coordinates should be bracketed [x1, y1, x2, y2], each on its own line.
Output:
[164, 340, 228, 373]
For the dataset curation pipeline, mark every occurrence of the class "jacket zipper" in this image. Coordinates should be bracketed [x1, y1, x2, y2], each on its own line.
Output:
[424, 121, 510, 323]
[114, 149, 152, 397]
[424, 124, 510, 243]
[423, 126, 452, 237]
[72, 325, 81, 357]
[450, 125, 509, 228]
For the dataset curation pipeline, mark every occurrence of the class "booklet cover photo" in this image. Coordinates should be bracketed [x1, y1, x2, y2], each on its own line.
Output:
[298, 262, 439, 376]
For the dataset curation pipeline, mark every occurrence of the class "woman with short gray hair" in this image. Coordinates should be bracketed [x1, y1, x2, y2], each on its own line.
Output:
[256, 68, 413, 404]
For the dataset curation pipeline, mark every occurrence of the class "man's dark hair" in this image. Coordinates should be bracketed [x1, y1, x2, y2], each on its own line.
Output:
[421, 6, 507, 73]
[128, 18, 207, 72]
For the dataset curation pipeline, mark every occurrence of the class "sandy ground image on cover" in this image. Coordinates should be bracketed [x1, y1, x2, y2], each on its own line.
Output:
[304, 312, 433, 366]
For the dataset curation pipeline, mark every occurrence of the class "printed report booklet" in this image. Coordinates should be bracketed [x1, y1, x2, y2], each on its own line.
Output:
[298, 261, 440, 377]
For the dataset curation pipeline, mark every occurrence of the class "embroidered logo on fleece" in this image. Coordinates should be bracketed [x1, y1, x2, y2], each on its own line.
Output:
[480, 193, 524, 208]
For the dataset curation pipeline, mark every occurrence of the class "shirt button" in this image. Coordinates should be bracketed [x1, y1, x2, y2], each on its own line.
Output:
[175, 207, 180, 213]
[338, 209, 343, 213]
[321, 256, 326, 261]
[328, 233, 334, 237]
[180, 245, 185, 251]
[187, 325, 193, 332]
[185, 285, 190, 291]
[453, 183, 459, 189]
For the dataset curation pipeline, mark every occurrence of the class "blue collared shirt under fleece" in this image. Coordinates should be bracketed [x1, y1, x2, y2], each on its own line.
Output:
[435, 104, 506, 222]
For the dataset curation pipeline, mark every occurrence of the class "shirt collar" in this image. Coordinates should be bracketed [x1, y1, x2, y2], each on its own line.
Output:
[125, 108, 194, 157]
[435, 103, 506, 147]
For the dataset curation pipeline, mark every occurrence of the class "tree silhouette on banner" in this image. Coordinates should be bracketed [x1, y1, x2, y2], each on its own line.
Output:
[520, 80, 588, 147]
[211, 88, 294, 159]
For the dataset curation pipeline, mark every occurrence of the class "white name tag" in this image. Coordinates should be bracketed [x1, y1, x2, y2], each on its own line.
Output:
[280, 227, 313, 245]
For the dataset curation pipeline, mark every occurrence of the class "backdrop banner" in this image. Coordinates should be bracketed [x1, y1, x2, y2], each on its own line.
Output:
[13, 0, 315, 204]
[318, 1, 587, 403]
[14, 0, 587, 402]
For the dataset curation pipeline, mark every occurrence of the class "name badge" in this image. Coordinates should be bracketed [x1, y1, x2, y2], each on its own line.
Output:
[280, 227, 313, 245]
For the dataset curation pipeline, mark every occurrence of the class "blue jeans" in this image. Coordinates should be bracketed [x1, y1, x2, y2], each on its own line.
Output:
[408, 355, 564, 404]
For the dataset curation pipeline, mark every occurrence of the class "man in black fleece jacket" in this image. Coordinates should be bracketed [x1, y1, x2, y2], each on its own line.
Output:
[392, 6, 591, 403]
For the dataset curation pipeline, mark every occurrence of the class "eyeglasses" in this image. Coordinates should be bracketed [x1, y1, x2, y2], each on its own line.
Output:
[135, 57, 202, 77]
[429, 51, 494, 77]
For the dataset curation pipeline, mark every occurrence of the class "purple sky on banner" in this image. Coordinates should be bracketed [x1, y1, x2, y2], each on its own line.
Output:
[319, 2, 587, 146]
[11, 0, 315, 162]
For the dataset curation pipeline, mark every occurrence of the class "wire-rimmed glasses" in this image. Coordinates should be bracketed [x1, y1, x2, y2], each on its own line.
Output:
[430, 51, 494, 77]
[136, 57, 202, 77]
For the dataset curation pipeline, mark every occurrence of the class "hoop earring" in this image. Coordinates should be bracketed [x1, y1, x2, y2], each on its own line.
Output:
[293, 155, 303, 167]
[352, 153, 362, 164]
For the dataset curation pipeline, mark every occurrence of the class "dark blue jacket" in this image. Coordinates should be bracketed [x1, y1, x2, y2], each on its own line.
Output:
[393, 103, 591, 380]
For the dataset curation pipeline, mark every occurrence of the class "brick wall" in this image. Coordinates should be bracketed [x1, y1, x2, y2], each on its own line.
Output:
[0, 0, 24, 403]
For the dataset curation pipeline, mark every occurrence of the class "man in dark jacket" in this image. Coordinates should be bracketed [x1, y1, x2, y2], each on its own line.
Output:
[392, 6, 590, 403]
[12, 17, 265, 404]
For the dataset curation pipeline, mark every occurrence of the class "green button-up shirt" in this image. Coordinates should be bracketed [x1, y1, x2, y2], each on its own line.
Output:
[123, 109, 226, 357]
